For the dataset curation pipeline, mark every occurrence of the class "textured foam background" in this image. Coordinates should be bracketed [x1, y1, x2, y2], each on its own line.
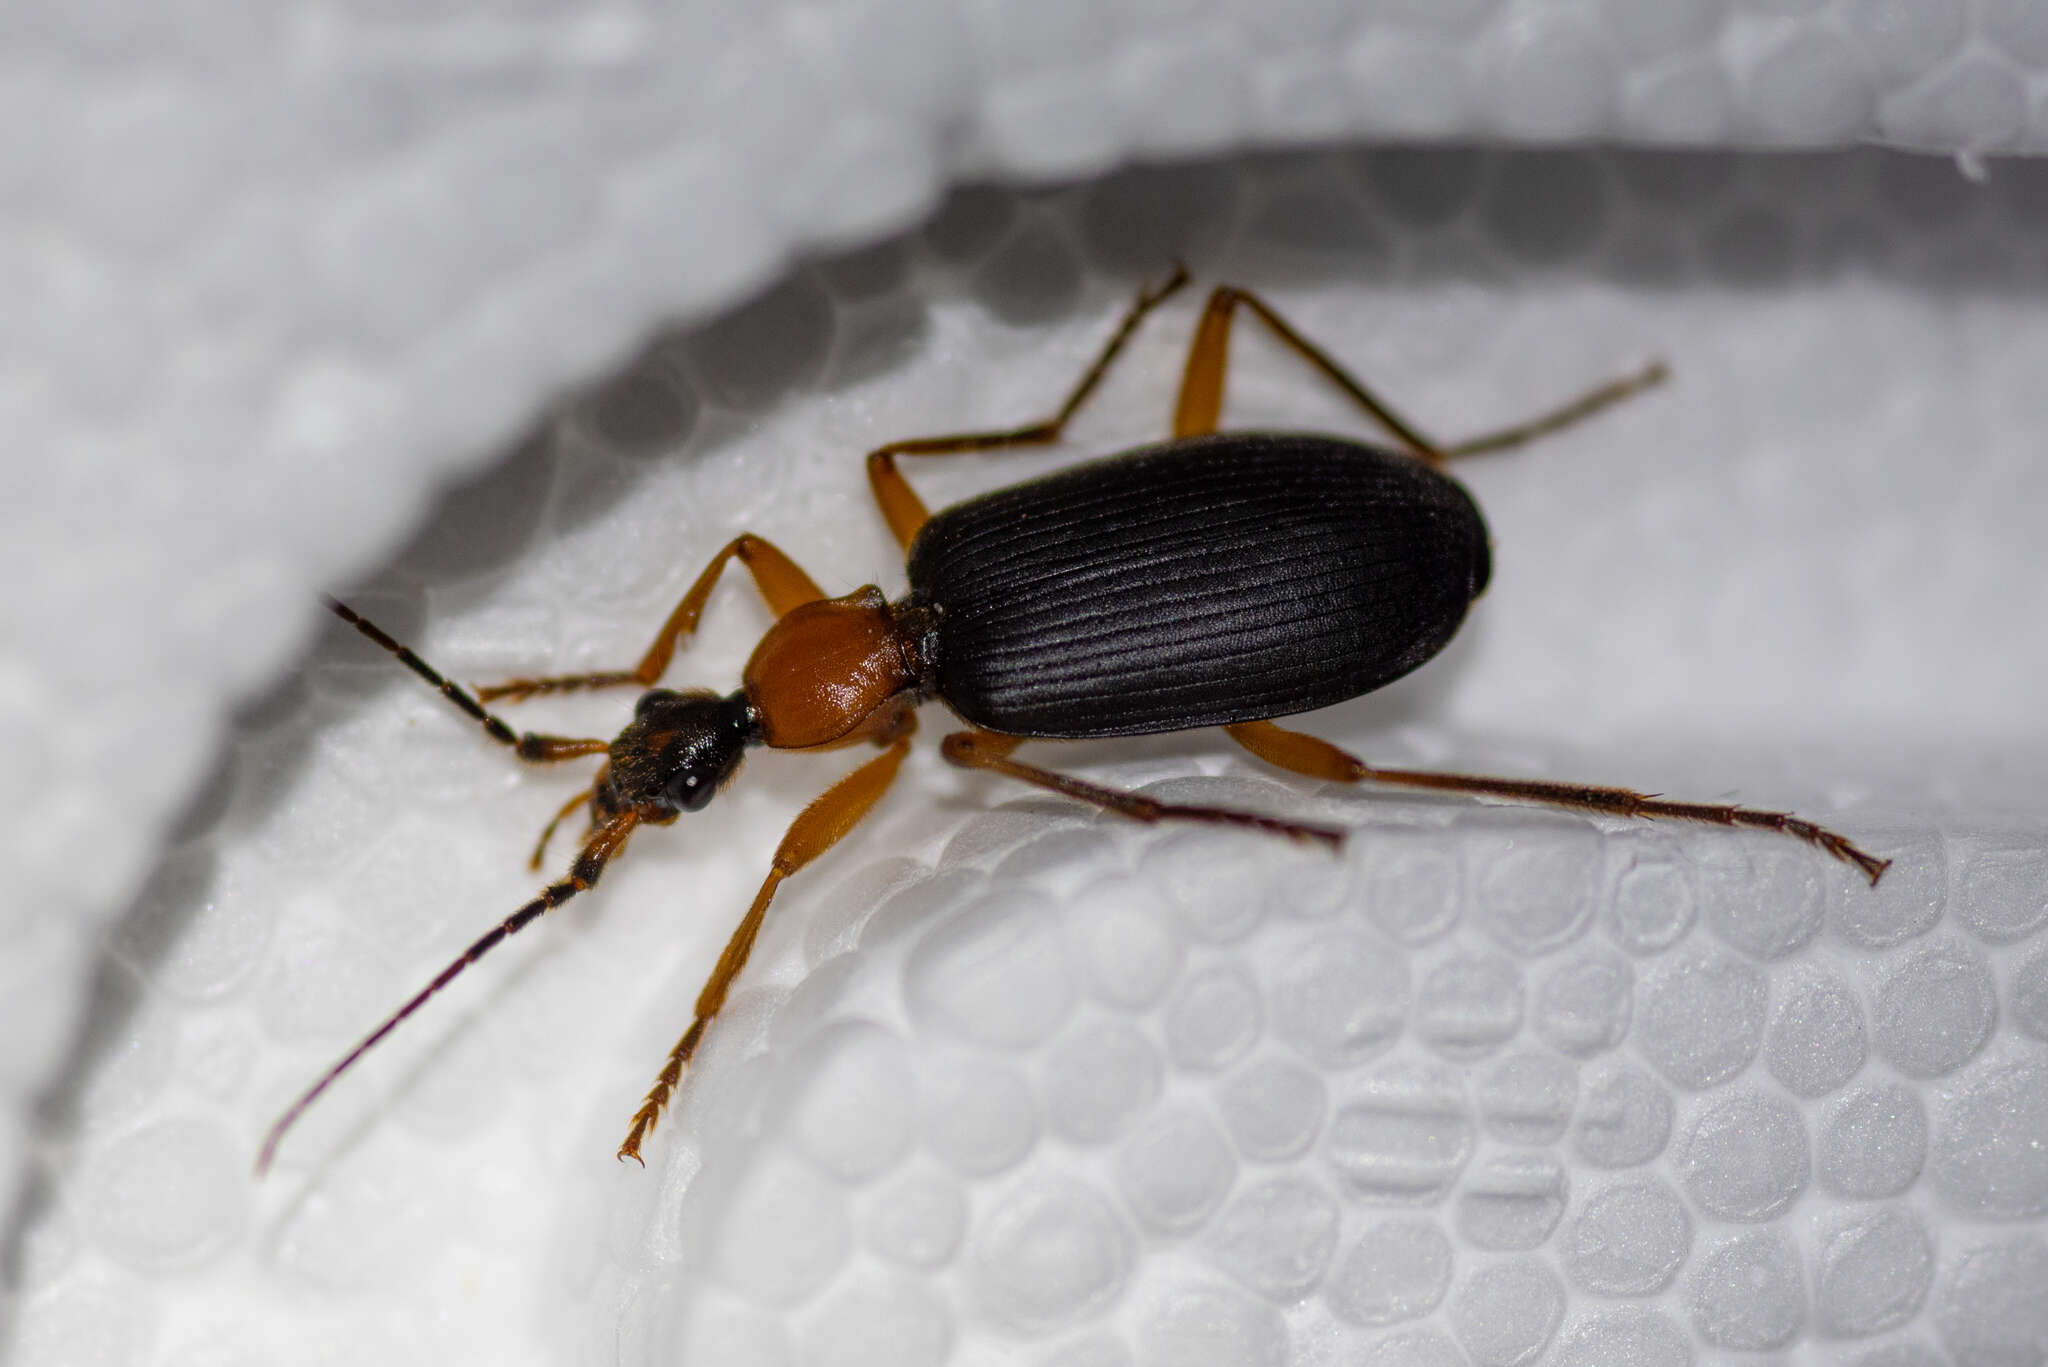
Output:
[15, 150, 2048, 1365]
[10, 4, 2048, 1366]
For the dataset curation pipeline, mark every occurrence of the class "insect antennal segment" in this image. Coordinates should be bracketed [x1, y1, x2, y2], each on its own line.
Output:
[254, 806, 639, 1175]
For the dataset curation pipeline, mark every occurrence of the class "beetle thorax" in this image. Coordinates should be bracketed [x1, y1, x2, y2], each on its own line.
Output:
[741, 586, 929, 750]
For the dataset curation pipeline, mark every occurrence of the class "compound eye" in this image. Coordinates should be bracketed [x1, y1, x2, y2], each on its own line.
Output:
[670, 768, 719, 812]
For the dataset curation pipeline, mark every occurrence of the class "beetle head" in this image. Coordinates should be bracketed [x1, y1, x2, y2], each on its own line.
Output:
[606, 689, 757, 818]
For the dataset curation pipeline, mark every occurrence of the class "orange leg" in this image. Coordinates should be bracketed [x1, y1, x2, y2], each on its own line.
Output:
[865, 265, 1192, 551]
[1171, 284, 1666, 460]
[1440, 364, 1669, 459]
[616, 735, 913, 1163]
[477, 534, 827, 703]
[1224, 719, 1889, 885]
[527, 780, 599, 871]
[938, 730, 1343, 848]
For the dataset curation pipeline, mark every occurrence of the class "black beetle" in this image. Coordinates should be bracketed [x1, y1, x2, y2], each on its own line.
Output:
[261, 266, 1886, 1173]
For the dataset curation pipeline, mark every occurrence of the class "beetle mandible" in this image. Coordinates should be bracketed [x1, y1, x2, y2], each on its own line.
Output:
[259, 266, 1889, 1173]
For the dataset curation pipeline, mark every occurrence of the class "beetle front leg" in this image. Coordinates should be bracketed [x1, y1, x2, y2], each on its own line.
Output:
[477, 534, 827, 703]
[616, 736, 912, 1164]
[1224, 719, 1890, 884]
[526, 780, 599, 871]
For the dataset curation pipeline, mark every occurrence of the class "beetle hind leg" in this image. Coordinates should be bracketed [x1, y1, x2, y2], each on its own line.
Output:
[1224, 719, 1890, 884]
[939, 730, 1344, 847]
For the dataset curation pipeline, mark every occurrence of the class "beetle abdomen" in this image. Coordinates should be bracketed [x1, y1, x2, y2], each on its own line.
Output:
[905, 432, 1491, 738]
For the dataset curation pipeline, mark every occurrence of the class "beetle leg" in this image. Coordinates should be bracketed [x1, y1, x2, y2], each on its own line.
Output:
[616, 736, 912, 1165]
[326, 598, 612, 761]
[1440, 361, 1668, 458]
[476, 534, 827, 703]
[865, 265, 1192, 550]
[1224, 720, 1890, 885]
[1173, 285, 1445, 456]
[939, 731, 1343, 847]
[527, 780, 599, 871]
[1172, 285, 1666, 464]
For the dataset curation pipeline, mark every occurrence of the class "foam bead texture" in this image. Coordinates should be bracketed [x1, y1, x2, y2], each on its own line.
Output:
[15, 147, 2048, 1365]
[11, 4, 2048, 1366]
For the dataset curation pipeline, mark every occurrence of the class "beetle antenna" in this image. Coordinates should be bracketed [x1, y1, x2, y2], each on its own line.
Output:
[256, 812, 639, 1175]
[323, 597, 610, 764]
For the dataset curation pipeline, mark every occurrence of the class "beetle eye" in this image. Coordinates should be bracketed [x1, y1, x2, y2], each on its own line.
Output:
[669, 769, 718, 812]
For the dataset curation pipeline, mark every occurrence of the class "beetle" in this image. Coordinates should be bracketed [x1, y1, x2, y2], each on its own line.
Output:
[257, 266, 1889, 1173]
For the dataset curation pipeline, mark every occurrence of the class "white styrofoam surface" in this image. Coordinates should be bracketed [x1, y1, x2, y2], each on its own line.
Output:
[10, 2, 2048, 1363]
[13, 142, 2048, 1364]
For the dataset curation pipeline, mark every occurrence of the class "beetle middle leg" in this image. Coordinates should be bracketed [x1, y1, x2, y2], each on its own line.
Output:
[939, 730, 1344, 847]
[1224, 719, 1890, 884]
[477, 534, 827, 703]
[1171, 284, 1665, 462]
[865, 264, 1193, 550]
[616, 733, 913, 1164]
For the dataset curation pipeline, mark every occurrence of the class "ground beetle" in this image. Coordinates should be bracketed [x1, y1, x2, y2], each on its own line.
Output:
[259, 266, 1889, 1173]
